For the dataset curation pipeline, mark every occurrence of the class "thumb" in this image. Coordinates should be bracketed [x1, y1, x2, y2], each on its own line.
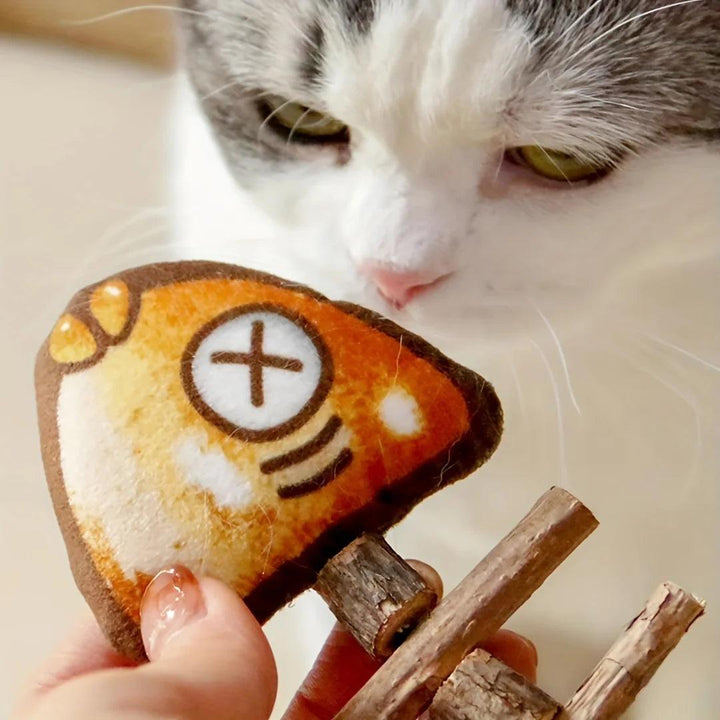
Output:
[139, 566, 277, 720]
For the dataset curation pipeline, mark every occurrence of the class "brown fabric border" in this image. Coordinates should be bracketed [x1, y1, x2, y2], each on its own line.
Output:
[35, 260, 503, 659]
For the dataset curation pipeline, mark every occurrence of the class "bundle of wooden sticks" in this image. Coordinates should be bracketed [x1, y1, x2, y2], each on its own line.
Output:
[313, 488, 704, 720]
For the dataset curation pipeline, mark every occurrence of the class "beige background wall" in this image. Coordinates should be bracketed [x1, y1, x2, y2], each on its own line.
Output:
[1, 4, 173, 712]
[0, 38, 175, 718]
[0, 8, 318, 717]
[0, 0, 175, 66]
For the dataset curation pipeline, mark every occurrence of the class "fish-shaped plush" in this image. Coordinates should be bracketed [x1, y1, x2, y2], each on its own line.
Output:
[35, 261, 502, 659]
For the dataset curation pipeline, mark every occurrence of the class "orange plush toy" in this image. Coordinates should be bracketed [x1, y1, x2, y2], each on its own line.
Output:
[35, 261, 502, 659]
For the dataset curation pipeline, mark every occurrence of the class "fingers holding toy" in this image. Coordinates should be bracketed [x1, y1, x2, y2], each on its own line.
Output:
[138, 567, 278, 720]
[481, 629, 538, 684]
[286, 558, 537, 720]
[14, 616, 137, 715]
[15, 568, 277, 720]
[282, 624, 537, 720]
[283, 623, 383, 720]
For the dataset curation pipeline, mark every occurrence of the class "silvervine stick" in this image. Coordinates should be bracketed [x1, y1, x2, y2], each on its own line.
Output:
[334, 487, 598, 720]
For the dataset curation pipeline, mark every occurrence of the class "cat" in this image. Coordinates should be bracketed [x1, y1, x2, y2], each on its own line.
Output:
[170, 1, 720, 717]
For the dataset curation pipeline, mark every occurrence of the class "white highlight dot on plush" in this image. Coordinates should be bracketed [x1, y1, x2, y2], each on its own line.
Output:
[379, 387, 423, 437]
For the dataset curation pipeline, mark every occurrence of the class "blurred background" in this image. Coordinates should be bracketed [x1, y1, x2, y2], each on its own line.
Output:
[0, 2, 174, 716]
[1, 5, 335, 716]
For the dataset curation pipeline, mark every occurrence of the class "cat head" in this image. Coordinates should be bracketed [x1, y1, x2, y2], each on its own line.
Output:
[177, 0, 720, 339]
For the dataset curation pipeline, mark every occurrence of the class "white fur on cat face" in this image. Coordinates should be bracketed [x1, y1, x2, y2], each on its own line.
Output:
[172, 1, 720, 716]
[177, 0, 719, 340]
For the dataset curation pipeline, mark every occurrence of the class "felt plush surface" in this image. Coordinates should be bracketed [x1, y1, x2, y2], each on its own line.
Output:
[35, 261, 502, 659]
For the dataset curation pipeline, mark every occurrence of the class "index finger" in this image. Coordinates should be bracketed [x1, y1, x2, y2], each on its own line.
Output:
[14, 615, 137, 717]
[282, 623, 382, 720]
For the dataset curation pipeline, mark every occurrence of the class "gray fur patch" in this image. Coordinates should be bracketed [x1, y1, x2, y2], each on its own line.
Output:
[300, 21, 325, 85]
[505, 0, 720, 141]
[333, 0, 376, 34]
[177, 0, 720, 184]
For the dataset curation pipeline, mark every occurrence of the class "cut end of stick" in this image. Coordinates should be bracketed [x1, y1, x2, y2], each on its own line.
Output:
[335, 487, 598, 720]
[563, 581, 705, 720]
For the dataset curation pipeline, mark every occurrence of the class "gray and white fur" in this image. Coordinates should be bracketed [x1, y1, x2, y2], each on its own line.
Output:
[170, 2, 720, 717]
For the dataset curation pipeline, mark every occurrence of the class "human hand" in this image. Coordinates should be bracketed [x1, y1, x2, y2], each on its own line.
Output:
[14, 566, 537, 720]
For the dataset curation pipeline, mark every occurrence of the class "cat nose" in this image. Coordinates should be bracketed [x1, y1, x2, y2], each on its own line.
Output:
[361, 264, 442, 308]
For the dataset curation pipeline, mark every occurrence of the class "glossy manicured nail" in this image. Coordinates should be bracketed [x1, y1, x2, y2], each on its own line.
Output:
[140, 566, 206, 659]
[482, 629, 539, 681]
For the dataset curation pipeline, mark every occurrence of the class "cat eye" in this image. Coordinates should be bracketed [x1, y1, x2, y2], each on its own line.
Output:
[507, 146, 610, 183]
[260, 95, 348, 143]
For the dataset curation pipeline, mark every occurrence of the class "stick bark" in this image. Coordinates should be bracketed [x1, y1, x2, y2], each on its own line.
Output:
[430, 649, 560, 720]
[561, 582, 705, 720]
[315, 534, 438, 658]
[334, 487, 598, 720]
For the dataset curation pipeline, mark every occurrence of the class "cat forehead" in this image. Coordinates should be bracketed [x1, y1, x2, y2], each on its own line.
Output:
[182, 0, 720, 150]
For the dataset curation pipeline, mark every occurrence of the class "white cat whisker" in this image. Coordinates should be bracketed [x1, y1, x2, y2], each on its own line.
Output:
[257, 98, 299, 140]
[101, 223, 170, 256]
[531, 301, 582, 416]
[491, 147, 506, 183]
[91, 208, 166, 251]
[530, 339, 569, 486]
[200, 81, 242, 102]
[202, 85, 274, 103]
[509, 355, 528, 421]
[532, 139, 572, 184]
[563, 0, 704, 66]
[57, 212, 169, 301]
[642, 333, 720, 374]
[554, 0, 606, 46]
[615, 346, 704, 486]
[561, 91, 646, 114]
[65, 4, 213, 26]
[287, 107, 314, 145]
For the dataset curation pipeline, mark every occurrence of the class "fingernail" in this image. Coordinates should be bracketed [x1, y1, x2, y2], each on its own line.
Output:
[518, 635, 538, 667]
[140, 566, 206, 659]
[406, 559, 444, 600]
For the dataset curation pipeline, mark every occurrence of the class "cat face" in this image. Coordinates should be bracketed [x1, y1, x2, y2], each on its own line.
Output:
[177, 0, 720, 339]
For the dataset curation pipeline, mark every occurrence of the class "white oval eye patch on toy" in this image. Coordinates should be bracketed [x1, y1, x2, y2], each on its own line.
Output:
[35, 261, 502, 659]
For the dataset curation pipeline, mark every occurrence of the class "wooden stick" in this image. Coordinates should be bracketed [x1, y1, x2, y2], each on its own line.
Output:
[429, 649, 560, 720]
[334, 487, 598, 720]
[561, 582, 705, 720]
[315, 534, 438, 658]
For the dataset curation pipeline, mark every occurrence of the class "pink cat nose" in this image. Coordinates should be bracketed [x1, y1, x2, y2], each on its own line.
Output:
[361, 265, 442, 308]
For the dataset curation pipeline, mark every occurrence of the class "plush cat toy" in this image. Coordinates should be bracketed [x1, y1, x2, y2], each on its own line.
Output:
[35, 261, 502, 659]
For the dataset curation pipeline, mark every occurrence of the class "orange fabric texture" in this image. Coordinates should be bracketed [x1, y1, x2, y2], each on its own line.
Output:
[36, 262, 501, 657]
